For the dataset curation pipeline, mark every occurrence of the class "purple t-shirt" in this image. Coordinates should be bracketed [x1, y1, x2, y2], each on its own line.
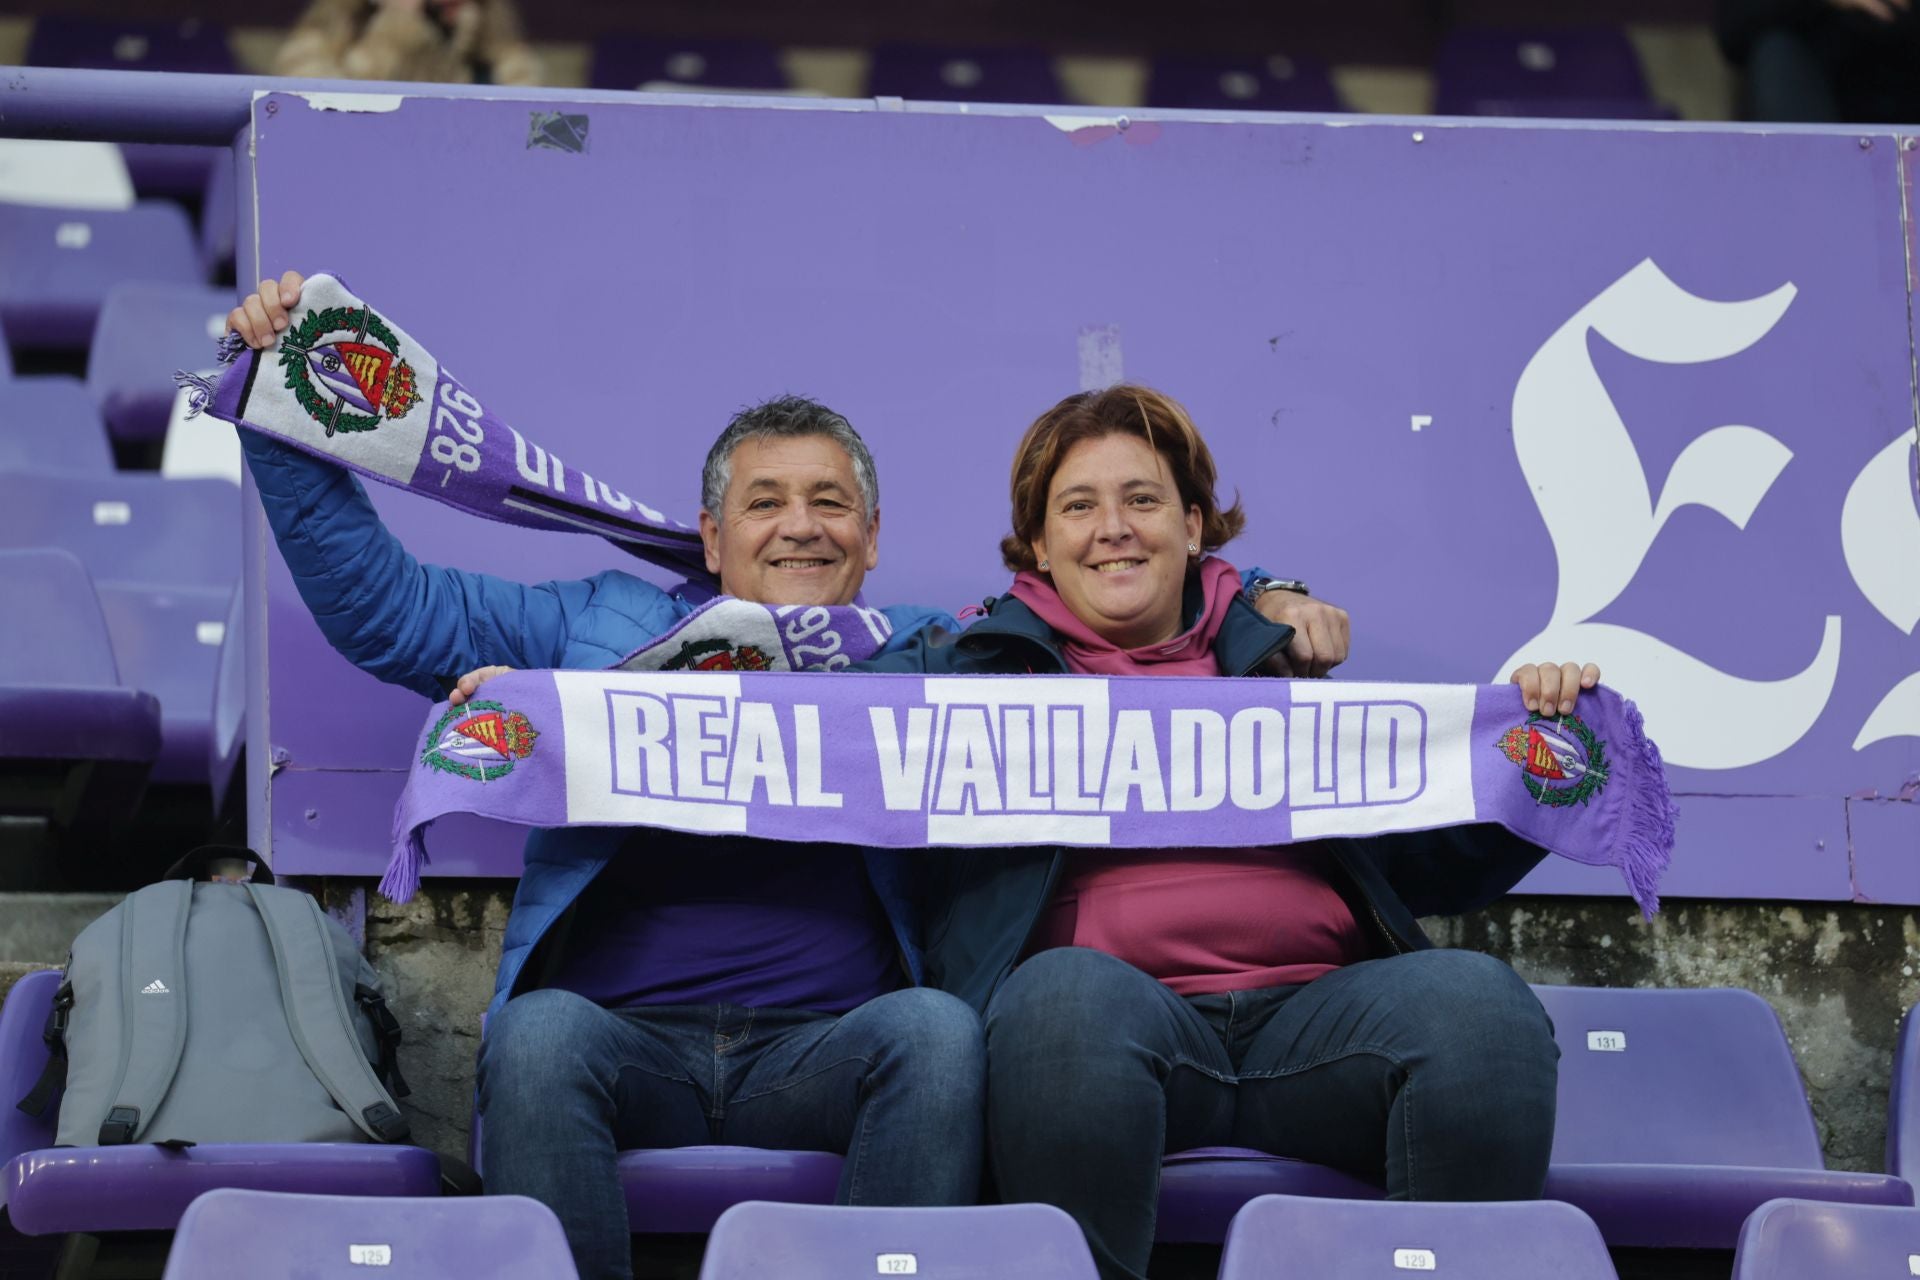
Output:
[543, 834, 903, 1014]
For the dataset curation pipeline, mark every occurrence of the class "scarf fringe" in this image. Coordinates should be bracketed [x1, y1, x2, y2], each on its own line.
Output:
[171, 370, 218, 418]
[378, 826, 429, 904]
[1613, 694, 1678, 917]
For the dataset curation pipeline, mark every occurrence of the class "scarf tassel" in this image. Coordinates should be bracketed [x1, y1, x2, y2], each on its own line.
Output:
[378, 824, 429, 904]
[171, 370, 218, 418]
[1613, 695, 1678, 918]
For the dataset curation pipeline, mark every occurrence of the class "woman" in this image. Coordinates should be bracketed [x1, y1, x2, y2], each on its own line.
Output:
[858, 384, 1588, 1280]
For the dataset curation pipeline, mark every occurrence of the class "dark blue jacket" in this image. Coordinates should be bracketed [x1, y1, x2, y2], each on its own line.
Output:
[856, 590, 1550, 1014]
[239, 435, 951, 1016]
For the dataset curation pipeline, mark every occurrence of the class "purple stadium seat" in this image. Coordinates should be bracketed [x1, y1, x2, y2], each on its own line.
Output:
[867, 46, 1065, 106]
[1218, 1194, 1618, 1279]
[1433, 27, 1653, 118]
[1147, 55, 1345, 114]
[0, 550, 159, 826]
[591, 38, 790, 94]
[96, 583, 233, 787]
[119, 145, 224, 203]
[25, 16, 235, 75]
[623, 1148, 843, 1233]
[162, 1189, 577, 1279]
[0, 471, 240, 590]
[0, 377, 113, 473]
[200, 152, 236, 278]
[698, 1201, 1098, 1280]
[1732, 1198, 1920, 1279]
[0, 966, 441, 1243]
[208, 585, 246, 817]
[87, 283, 236, 443]
[0, 317, 11, 377]
[1156, 1148, 1381, 1243]
[0, 202, 201, 351]
[1533, 984, 1913, 1249]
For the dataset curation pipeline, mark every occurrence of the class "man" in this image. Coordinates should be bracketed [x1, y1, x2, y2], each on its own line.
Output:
[227, 271, 1351, 1279]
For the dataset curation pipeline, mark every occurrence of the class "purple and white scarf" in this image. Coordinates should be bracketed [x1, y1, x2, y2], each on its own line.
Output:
[393, 667, 1675, 914]
[184, 274, 1677, 915]
[180, 272, 711, 577]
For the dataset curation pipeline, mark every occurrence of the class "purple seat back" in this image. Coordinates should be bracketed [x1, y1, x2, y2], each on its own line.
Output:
[1433, 27, 1650, 117]
[1219, 1194, 1618, 1279]
[0, 971, 62, 1183]
[1157, 1148, 1381, 1244]
[87, 282, 236, 443]
[120, 144, 224, 202]
[1533, 985, 1823, 1168]
[866, 46, 1064, 106]
[162, 1188, 576, 1279]
[1147, 55, 1344, 113]
[0, 550, 161, 786]
[699, 1201, 1098, 1280]
[0, 548, 121, 685]
[0, 202, 201, 351]
[591, 39, 789, 93]
[0, 471, 241, 590]
[1732, 1198, 1920, 1279]
[96, 583, 234, 786]
[26, 16, 235, 75]
[0, 316, 11, 376]
[0, 377, 113, 473]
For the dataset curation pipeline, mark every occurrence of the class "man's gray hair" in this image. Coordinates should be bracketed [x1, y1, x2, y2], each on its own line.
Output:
[700, 395, 879, 523]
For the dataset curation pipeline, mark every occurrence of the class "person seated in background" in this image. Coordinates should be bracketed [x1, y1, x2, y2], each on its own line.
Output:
[276, 0, 543, 86]
[857, 385, 1591, 1280]
[225, 274, 1349, 1280]
[1716, 0, 1920, 122]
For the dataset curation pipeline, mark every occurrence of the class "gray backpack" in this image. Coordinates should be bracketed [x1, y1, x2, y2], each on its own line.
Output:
[19, 848, 410, 1147]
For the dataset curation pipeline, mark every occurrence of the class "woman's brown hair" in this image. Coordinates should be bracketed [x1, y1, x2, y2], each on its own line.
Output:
[1000, 384, 1246, 573]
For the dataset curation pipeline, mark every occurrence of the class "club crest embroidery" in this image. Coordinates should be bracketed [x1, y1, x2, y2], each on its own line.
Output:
[661, 637, 773, 672]
[1497, 713, 1610, 808]
[421, 700, 538, 782]
[279, 304, 422, 436]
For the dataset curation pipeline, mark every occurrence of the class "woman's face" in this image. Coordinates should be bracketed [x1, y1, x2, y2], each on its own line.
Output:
[1029, 432, 1203, 649]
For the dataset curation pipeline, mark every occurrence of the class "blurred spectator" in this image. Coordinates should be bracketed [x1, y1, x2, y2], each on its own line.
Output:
[275, 0, 541, 86]
[1717, 0, 1920, 121]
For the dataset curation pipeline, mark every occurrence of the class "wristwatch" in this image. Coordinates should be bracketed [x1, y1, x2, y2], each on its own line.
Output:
[1246, 577, 1310, 603]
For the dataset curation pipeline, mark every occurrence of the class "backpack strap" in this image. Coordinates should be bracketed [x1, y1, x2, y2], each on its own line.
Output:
[16, 980, 74, 1117]
[354, 984, 410, 1100]
[98, 881, 193, 1144]
[244, 884, 411, 1144]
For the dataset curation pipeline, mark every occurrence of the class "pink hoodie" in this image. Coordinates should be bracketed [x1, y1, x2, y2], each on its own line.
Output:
[1013, 559, 1368, 994]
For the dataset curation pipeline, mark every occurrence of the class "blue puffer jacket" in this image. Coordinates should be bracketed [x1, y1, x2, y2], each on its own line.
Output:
[239, 435, 953, 1015]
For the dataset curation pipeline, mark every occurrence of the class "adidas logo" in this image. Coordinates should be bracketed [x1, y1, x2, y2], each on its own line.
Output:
[140, 980, 170, 995]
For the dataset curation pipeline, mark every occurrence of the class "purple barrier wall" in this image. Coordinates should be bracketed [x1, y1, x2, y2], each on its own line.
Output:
[241, 91, 1920, 899]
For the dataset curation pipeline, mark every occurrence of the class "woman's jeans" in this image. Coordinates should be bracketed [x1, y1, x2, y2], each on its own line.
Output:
[478, 987, 986, 1280]
[986, 947, 1560, 1280]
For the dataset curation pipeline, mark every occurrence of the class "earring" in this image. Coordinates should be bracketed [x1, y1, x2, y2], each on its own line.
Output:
[1187, 543, 1198, 554]
[1037, 560, 1050, 572]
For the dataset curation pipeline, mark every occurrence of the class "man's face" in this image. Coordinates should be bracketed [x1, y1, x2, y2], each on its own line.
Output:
[699, 434, 879, 606]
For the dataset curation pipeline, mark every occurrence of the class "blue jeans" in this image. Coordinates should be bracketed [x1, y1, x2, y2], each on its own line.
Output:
[986, 947, 1559, 1280]
[477, 987, 986, 1280]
